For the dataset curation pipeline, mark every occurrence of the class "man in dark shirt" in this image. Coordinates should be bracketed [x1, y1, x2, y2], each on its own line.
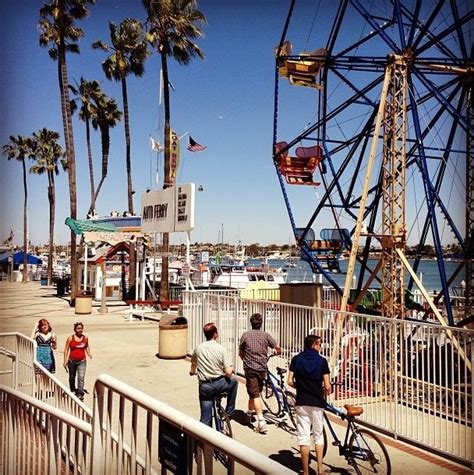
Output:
[288, 335, 331, 475]
[239, 313, 280, 433]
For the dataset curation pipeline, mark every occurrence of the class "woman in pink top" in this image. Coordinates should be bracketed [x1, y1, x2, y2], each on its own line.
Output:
[63, 322, 92, 401]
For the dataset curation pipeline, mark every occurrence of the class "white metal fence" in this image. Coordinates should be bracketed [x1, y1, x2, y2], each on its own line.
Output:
[0, 332, 90, 421]
[0, 333, 291, 474]
[183, 291, 473, 467]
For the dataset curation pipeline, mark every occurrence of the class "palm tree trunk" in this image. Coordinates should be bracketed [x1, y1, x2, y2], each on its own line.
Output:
[85, 119, 95, 213]
[160, 53, 171, 301]
[47, 173, 55, 285]
[22, 157, 29, 283]
[122, 78, 133, 214]
[91, 125, 109, 205]
[58, 44, 78, 303]
[122, 77, 136, 291]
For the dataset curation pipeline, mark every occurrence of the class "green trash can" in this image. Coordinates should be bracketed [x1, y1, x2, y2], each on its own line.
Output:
[158, 316, 188, 359]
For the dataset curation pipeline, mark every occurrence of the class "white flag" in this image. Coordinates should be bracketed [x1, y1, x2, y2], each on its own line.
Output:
[150, 137, 163, 152]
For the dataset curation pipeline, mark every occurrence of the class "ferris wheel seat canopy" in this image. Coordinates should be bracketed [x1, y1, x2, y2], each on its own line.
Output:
[276, 44, 326, 89]
[275, 141, 322, 185]
[320, 228, 350, 242]
[296, 228, 350, 249]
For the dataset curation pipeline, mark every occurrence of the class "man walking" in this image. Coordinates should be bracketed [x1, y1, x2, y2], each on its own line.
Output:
[190, 322, 238, 426]
[239, 313, 281, 433]
[288, 335, 331, 475]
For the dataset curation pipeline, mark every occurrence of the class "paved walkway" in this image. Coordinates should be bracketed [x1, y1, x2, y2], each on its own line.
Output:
[0, 281, 470, 474]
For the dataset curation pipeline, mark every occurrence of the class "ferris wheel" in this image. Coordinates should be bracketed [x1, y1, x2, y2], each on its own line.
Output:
[272, 0, 473, 325]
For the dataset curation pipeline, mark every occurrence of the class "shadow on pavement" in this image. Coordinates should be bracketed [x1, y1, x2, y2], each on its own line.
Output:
[269, 448, 302, 472]
[229, 409, 248, 427]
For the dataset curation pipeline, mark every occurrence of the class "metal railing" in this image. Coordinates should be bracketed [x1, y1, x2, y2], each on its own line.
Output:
[0, 333, 291, 474]
[183, 291, 473, 467]
[0, 332, 90, 421]
[1, 385, 91, 475]
[92, 374, 292, 474]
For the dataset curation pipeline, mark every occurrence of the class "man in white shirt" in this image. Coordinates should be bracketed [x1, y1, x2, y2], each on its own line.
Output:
[190, 322, 238, 426]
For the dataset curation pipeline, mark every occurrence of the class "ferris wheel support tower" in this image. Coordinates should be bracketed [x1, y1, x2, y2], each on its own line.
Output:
[466, 84, 474, 318]
[380, 54, 407, 318]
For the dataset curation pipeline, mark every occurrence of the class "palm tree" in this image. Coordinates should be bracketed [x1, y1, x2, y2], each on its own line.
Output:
[29, 129, 67, 285]
[90, 94, 122, 207]
[39, 0, 95, 304]
[69, 77, 104, 212]
[2, 135, 33, 283]
[92, 18, 148, 292]
[92, 18, 148, 215]
[143, 0, 206, 300]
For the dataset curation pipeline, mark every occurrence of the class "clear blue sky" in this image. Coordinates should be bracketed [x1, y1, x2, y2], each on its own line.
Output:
[0, 0, 468, 248]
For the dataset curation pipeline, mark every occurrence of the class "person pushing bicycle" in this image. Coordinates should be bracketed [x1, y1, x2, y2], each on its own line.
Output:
[189, 322, 238, 427]
[239, 313, 281, 434]
[288, 335, 331, 475]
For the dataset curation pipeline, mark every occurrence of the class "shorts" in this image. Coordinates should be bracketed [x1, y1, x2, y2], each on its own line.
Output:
[244, 368, 266, 398]
[295, 405, 325, 446]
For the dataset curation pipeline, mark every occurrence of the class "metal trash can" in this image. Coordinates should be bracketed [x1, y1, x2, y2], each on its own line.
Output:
[75, 291, 93, 315]
[158, 315, 188, 359]
[57, 278, 67, 297]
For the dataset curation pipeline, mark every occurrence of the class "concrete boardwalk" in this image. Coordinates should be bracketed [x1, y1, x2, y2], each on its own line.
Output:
[0, 281, 470, 474]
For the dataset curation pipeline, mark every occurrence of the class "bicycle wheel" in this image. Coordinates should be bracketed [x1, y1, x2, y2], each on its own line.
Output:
[283, 391, 297, 429]
[349, 429, 391, 474]
[217, 406, 233, 439]
[214, 406, 233, 467]
[261, 378, 281, 415]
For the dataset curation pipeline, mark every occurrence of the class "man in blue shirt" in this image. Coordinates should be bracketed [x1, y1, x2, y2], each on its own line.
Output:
[288, 335, 331, 475]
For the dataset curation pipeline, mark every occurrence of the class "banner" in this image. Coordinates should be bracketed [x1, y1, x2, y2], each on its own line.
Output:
[141, 183, 195, 234]
[169, 129, 180, 182]
[83, 231, 142, 245]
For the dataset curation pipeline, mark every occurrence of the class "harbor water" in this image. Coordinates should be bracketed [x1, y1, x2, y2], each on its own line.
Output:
[257, 258, 464, 292]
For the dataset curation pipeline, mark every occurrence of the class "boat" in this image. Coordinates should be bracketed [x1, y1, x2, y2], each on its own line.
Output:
[191, 263, 287, 289]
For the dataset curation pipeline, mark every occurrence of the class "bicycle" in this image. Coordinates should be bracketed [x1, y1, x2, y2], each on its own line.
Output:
[322, 401, 391, 474]
[211, 392, 233, 467]
[260, 356, 297, 430]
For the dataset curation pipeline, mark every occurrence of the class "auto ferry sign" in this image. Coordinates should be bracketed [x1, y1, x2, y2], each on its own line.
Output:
[141, 183, 195, 234]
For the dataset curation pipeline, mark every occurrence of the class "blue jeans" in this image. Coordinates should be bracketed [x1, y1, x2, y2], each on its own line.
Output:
[67, 359, 87, 397]
[198, 376, 238, 427]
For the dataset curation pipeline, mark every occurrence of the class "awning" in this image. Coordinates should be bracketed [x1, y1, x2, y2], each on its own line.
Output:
[65, 217, 116, 235]
[0, 251, 42, 265]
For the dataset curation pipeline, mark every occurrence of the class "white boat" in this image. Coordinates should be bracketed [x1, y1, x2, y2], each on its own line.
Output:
[145, 257, 183, 285]
[191, 263, 287, 289]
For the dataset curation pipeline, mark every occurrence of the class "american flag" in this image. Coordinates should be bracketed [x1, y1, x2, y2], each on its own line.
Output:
[187, 136, 207, 152]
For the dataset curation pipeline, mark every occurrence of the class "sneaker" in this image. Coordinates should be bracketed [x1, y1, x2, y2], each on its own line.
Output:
[254, 421, 267, 434]
[245, 412, 254, 425]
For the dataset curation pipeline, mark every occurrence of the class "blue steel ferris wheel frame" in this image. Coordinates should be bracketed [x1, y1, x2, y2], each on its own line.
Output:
[272, 0, 473, 325]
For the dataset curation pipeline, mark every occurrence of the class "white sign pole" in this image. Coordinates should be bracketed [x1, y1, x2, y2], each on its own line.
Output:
[185, 231, 194, 291]
[135, 247, 139, 301]
[141, 260, 146, 301]
[84, 243, 88, 291]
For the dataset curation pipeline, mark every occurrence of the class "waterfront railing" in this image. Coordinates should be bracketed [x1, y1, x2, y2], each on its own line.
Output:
[183, 290, 473, 468]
